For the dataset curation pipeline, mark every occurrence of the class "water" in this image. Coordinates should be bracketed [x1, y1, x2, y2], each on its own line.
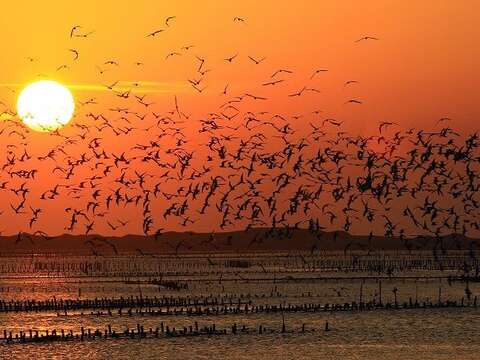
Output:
[0, 252, 478, 359]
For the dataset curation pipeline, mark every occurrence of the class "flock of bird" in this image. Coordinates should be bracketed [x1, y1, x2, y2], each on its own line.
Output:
[0, 16, 478, 255]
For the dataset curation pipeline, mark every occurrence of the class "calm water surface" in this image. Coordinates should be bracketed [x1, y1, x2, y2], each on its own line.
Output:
[0, 253, 478, 359]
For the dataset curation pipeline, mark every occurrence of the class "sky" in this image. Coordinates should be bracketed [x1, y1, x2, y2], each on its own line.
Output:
[0, 1, 478, 237]
[1, 1, 479, 128]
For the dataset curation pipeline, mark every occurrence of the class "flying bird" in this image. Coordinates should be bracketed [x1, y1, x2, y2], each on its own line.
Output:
[69, 49, 79, 60]
[271, 69, 293, 78]
[224, 53, 238, 63]
[344, 80, 358, 87]
[165, 16, 176, 26]
[166, 52, 181, 59]
[379, 121, 399, 133]
[345, 99, 363, 104]
[248, 56, 266, 65]
[355, 36, 379, 42]
[262, 79, 284, 86]
[310, 69, 328, 79]
[70, 25, 81, 38]
[147, 29, 164, 37]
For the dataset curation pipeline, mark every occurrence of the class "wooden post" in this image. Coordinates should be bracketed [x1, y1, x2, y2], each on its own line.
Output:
[415, 280, 418, 304]
[324, 321, 330, 331]
[359, 280, 363, 304]
[379, 280, 382, 305]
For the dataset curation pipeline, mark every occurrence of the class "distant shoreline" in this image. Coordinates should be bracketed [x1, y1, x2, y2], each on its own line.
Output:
[0, 228, 477, 256]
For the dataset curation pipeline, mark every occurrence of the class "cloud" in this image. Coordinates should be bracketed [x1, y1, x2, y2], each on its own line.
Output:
[0, 81, 190, 94]
[0, 112, 14, 121]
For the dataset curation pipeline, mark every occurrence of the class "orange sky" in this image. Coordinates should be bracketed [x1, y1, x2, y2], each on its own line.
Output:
[1, 1, 478, 129]
[0, 1, 478, 236]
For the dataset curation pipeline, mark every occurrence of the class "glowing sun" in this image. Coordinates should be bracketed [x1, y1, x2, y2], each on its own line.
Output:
[17, 80, 75, 132]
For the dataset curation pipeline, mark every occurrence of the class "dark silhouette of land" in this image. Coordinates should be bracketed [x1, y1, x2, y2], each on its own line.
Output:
[0, 229, 477, 255]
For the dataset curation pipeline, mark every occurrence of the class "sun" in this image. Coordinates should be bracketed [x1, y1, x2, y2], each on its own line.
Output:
[17, 80, 75, 132]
